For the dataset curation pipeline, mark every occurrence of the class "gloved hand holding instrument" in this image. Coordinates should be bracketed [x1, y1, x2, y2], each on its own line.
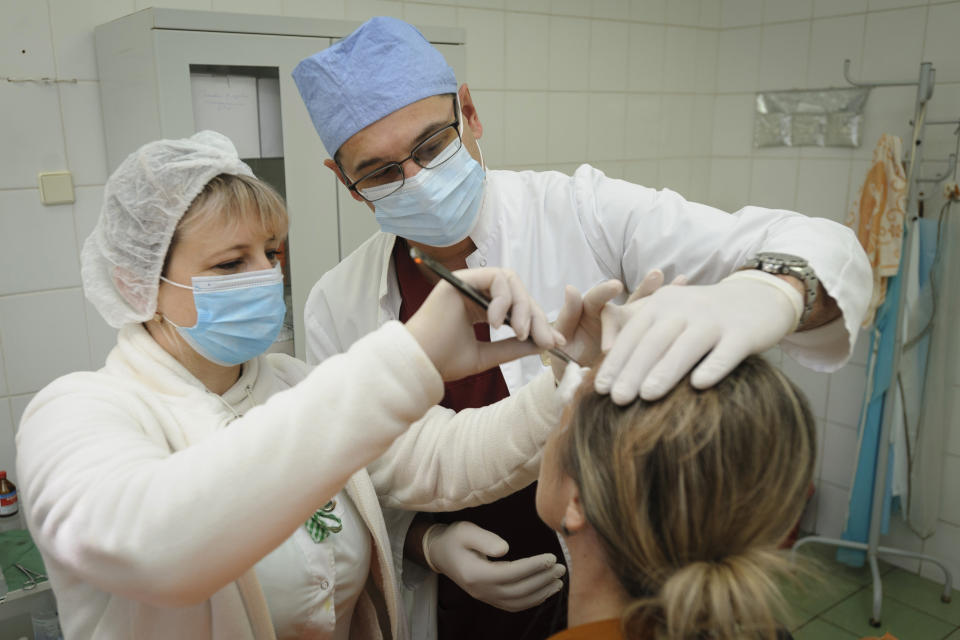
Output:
[405, 256, 568, 381]
[412, 249, 689, 612]
[409, 247, 579, 369]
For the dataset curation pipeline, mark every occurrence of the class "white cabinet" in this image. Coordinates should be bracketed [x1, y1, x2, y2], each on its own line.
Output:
[95, 9, 464, 359]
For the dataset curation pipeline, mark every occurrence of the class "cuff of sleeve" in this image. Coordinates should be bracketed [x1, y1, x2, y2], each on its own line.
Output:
[780, 317, 851, 371]
[723, 269, 804, 331]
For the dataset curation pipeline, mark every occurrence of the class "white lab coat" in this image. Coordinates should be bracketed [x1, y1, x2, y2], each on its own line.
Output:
[304, 164, 873, 638]
[15, 321, 564, 640]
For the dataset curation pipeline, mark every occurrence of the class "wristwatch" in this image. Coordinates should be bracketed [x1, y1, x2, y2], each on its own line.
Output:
[742, 252, 819, 328]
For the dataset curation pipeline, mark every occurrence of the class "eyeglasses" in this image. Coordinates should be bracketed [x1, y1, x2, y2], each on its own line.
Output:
[339, 97, 462, 203]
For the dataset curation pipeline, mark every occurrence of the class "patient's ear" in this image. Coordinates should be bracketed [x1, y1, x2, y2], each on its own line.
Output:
[563, 487, 588, 534]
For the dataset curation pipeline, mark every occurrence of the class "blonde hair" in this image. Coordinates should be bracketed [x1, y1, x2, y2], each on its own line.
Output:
[163, 173, 288, 275]
[560, 356, 816, 640]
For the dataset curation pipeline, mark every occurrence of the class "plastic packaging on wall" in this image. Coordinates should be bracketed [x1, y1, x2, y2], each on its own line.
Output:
[754, 87, 870, 148]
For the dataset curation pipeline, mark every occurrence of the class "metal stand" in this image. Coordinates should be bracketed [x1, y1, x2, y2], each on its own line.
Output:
[791, 60, 954, 627]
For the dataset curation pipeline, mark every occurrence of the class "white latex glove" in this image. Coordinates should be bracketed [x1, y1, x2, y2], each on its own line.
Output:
[550, 280, 623, 372]
[405, 268, 565, 381]
[422, 521, 566, 613]
[597, 270, 803, 403]
[550, 270, 687, 381]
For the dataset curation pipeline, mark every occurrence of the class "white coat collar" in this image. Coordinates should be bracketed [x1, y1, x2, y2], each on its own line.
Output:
[466, 174, 502, 262]
[111, 323, 261, 402]
[375, 233, 401, 326]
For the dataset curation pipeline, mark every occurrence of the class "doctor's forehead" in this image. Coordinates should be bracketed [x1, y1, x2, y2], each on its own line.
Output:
[337, 94, 455, 173]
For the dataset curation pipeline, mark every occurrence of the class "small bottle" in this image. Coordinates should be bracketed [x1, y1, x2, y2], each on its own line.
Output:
[0, 471, 19, 518]
[31, 591, 63, 640]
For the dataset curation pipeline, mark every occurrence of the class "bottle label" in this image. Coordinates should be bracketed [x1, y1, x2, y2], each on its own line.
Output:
[0, 490, 18, 516]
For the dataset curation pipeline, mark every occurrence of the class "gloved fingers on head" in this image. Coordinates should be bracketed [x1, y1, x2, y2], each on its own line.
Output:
[639, 324, 722, 401]
[608, 318, 686, 405]
[597, 305, 655, 379]
[689, 333, 753, 391]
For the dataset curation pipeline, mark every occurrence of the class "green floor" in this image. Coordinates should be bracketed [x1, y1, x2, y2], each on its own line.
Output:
[785, 543, 959, 639]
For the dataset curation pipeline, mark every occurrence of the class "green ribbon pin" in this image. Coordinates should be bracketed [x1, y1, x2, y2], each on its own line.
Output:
[305, 499, 343, 543]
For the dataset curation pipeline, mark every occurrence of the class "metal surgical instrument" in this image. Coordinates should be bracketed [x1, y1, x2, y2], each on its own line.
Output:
[14, 563, 46, 590]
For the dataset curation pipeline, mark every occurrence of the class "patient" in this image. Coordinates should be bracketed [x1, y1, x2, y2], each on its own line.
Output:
[537, 356, 816, 640]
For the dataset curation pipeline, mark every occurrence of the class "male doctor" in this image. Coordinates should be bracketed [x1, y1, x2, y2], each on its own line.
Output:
[293, 16, 871, 640]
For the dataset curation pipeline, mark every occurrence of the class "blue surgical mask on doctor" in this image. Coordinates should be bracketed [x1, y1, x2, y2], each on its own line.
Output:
[159, 265, 286, 366]
[356, 100, 486, 247]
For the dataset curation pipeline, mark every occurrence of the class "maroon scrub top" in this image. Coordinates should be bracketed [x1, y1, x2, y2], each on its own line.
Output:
[393, 240, 567, 640]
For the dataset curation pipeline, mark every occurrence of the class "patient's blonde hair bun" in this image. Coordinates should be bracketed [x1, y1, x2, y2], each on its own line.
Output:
[562, 356, 816, 640]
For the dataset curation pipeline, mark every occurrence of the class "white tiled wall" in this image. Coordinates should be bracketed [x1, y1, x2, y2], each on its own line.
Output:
[0, 0, 721, 487]
[716, 0, 960, 588]
[1, 0, 958, 588]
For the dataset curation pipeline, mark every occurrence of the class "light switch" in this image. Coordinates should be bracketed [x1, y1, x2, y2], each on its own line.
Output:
[38, 171, 75, 205]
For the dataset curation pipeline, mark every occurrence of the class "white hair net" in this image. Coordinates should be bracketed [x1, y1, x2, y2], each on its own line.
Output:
[81, 131, 254, 328]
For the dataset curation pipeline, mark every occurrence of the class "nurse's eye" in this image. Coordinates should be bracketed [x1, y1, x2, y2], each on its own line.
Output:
[266, 250, 280, 264]
[213, 259, 242, 271]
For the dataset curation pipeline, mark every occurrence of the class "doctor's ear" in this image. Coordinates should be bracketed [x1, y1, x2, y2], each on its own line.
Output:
[324, 158, 367, 205]
[458, 84, 483, 141]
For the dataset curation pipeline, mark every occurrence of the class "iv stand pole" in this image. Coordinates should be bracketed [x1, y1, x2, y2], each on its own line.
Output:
[791, 60, 953, 627]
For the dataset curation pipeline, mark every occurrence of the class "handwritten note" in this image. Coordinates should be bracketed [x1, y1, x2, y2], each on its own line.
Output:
[191, 74, 260, 159]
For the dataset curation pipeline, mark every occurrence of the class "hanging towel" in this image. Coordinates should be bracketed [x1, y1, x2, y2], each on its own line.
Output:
[838, 240, 904, 568]
[845, 134, 907, 326]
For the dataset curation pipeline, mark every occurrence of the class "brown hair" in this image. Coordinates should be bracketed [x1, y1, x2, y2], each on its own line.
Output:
[163, 173, 288, 276]
[559, 356, 816, 640]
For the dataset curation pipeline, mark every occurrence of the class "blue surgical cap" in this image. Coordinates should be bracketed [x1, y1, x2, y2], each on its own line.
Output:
[292, 17, 458, 157]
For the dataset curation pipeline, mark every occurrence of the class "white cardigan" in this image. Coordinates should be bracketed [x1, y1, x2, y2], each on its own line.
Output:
[15, 321, 563, 640]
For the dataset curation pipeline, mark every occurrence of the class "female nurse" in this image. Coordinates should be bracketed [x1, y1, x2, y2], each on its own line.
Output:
[15, 131, 581, 640]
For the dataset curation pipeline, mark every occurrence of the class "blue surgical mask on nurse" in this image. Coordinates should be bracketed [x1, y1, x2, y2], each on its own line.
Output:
[159, 264, 286, 366]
